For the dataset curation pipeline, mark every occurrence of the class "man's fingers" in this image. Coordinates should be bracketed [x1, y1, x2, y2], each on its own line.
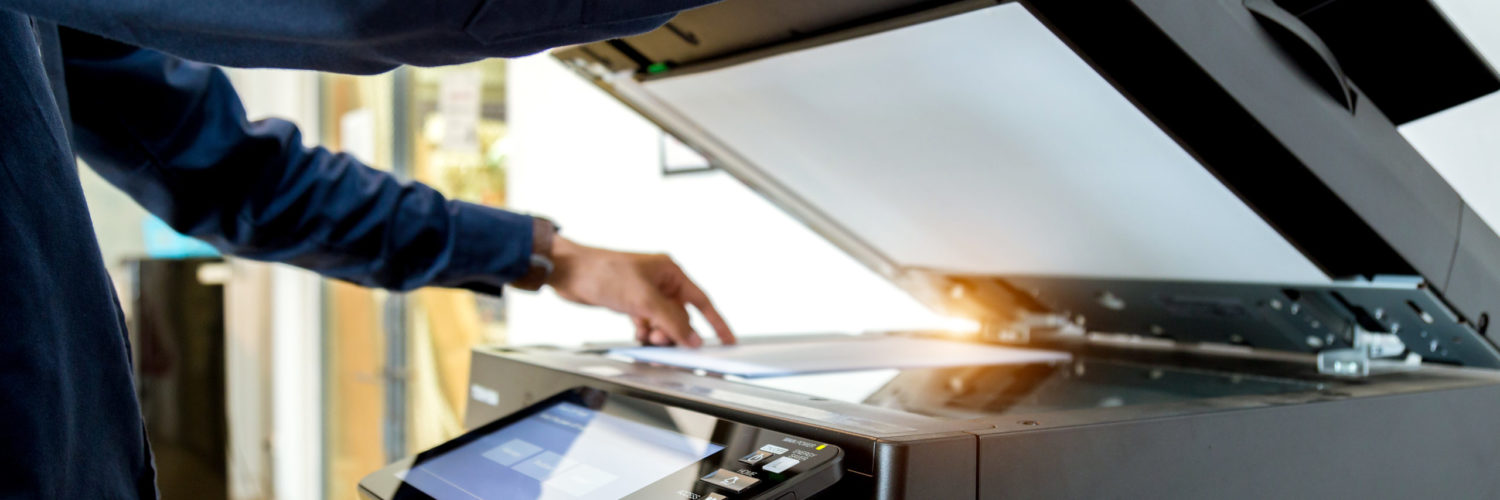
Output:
[647, 330, 673, 346]
[641, 295, 701, 347]
[633, 316, 651, 344]
[678, 278, 735, 345]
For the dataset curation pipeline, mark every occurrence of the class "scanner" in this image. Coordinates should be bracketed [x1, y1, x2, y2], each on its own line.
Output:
[421, 0, 1500, 497]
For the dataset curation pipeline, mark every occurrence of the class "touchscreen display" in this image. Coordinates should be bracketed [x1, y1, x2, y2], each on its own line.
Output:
[401, 401, 725, 499]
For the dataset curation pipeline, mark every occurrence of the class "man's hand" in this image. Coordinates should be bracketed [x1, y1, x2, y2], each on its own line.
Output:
[546, 236, 735, 347]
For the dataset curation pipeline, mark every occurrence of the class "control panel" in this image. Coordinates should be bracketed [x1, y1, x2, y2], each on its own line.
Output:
[359, 387, 843, 500]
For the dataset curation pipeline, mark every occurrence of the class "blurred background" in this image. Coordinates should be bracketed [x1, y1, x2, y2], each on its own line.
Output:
[77, 0, 1500, 497]
[81, 54, 959, 500]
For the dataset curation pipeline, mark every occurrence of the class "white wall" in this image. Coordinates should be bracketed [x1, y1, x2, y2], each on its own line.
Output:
[503, 55, 958, 347]
[1401, 0, 1500, 229]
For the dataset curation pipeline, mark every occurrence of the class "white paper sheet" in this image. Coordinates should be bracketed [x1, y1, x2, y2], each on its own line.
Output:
[611, 336, 1071, 378]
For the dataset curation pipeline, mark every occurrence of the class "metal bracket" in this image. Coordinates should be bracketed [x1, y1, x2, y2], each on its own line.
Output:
[1317, 326, 1421, 377]
[980, 275, 1500, 368]
[981, 313, 1084, 345]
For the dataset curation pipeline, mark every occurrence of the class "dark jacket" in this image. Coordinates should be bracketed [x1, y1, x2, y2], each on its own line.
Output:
[0, 1, 709, 496]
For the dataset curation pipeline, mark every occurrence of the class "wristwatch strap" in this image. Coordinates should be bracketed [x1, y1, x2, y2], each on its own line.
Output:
[511, 217, 558, 291]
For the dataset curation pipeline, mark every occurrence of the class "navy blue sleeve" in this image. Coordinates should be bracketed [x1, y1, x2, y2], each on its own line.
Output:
[8, 0, 716, 74]
[61, 30, 531, 295]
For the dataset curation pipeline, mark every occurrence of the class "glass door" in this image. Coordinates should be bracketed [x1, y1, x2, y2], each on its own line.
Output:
[317, 59, 512, 499]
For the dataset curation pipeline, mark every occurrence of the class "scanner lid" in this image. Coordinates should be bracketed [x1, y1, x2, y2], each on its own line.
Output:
[553, 0, 1500, 367]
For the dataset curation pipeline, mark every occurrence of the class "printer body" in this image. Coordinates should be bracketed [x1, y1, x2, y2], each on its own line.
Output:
[465, 0, 1500, 497]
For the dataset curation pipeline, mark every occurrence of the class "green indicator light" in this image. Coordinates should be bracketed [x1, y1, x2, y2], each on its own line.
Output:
[646, 62, 669, 74]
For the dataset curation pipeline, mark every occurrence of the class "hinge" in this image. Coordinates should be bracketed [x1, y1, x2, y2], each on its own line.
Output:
[980, 313, 1084, 345]
[1316, 326, 1422, 377]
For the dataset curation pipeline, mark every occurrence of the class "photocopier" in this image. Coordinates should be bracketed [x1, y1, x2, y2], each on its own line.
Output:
[384, 0, 1500, 498]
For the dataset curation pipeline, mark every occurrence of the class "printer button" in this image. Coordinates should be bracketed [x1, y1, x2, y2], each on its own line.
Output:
[762, 456, 800, 474]
[758, 444, 790, 455]
[700, 469, 759, 492]
[739, 450, 775, 465]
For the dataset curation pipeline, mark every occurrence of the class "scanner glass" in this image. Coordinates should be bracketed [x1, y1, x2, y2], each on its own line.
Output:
[741, 357, 1323, 419]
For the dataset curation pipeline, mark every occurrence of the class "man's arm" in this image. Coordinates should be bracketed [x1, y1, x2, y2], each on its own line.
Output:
[63, 29, 531, 293]
[14, 0, 715, 74]
[62, 31, 734, 345]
